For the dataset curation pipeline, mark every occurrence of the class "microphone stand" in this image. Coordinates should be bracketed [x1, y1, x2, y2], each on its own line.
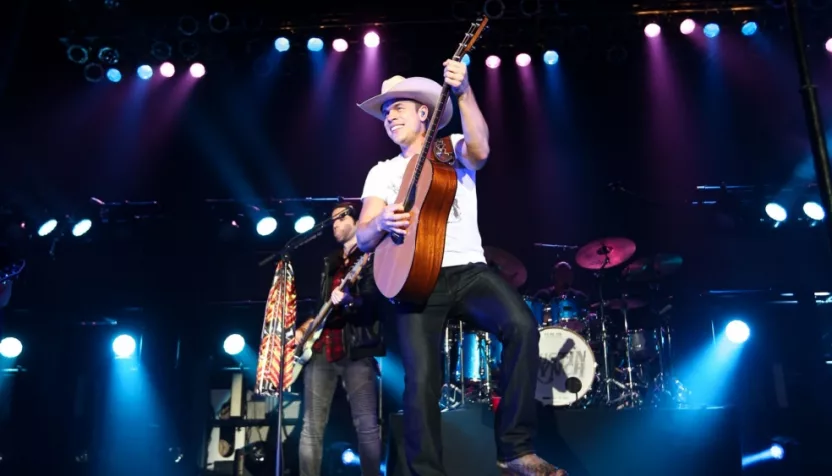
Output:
[261, 208, 350, 476]
[784, 0, 832, 251]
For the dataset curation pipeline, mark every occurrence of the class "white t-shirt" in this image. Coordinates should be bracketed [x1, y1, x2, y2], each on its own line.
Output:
[361, 133, 486, 268]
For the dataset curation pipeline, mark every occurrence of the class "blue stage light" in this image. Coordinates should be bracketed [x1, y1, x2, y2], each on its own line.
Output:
[294, 216, 316, 233]
[72, 219, 92, 237]
[107, 68, 122, 83]
[765, 203, 787, 222]
[0, 337, 23, 358]
[803, 201, 824, 221]
[275, 37, 290, 52]
[543, 50, 559, 65]
[307, 38, 324, 52]
[703, 23, 720, 38]
[256, 217, 277, 236]
[137, 65, 153, 80]
[770, 443, 784, 460]
[112, 334, 137, 358]
[725, 320, 750, 344]
[741, 21, 758, 36]
[38, 219, 58, 237]
[223, 334, 245, 356]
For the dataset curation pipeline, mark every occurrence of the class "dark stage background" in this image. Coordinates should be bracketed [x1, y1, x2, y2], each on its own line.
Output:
[1, 0, 832, 475]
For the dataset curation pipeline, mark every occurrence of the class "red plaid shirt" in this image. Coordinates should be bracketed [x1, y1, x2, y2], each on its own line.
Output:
[311, 255, 354, 362]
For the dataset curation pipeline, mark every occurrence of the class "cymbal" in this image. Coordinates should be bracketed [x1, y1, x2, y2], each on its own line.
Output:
[591, 297, 647, 310]
[622, 253, 683, 282]
[574, 237, 636, 270]
[484, 246, 527, 288]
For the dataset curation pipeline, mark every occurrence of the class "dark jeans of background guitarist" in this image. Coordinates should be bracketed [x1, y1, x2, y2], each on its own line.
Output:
[395, 263, 540, 476]
[299, 353, 381, 476]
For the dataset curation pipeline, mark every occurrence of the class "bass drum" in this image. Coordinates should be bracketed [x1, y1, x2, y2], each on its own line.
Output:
[535, 326, 597, 407]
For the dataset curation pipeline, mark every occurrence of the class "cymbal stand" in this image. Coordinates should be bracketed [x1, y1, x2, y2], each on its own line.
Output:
[616, 299, 643, 408]
[440, 323, 462, 411]
[594, 258, 614, 405]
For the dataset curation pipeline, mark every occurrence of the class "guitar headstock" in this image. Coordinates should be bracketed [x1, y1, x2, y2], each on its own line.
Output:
[344, 254, 371, 283]
[460, 17, 489, 56]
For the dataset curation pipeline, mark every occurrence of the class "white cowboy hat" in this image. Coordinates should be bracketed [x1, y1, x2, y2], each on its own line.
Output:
[357, 76, 453, 129]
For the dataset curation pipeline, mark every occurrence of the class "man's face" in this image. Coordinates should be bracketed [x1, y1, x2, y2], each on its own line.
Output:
[382, 99, 428, 147]
[552, 265, 573, 286]
[332, 207, 356, 244]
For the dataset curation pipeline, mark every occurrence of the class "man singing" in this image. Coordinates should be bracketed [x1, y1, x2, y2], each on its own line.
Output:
[295, 203, 384, 476]
[355, 62, 567, 475]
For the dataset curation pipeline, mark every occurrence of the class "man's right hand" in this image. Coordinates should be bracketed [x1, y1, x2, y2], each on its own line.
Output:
[377, 203, 411, 235]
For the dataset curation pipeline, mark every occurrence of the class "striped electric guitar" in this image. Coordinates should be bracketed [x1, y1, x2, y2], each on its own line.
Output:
[286, 253, 371, 387]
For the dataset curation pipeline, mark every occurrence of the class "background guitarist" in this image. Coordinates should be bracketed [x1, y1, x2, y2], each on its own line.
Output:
[355, 62, 567, 476]
[294, 202, 384, 476]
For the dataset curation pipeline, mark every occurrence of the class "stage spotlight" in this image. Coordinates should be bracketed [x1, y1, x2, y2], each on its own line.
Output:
[826, 38, 832, 52]
[294, 215, 316, 234]
[461, 53, 470, 66]
[703, 23, 720, 38]
[644, 23, 661, 38]
[680, 19, 696, 35]
[803, 201, 825, 221]
[515, 53, 531, 67]
[106, 68, 122, 83]
[137, 65, 153, 80]
[67, 44, 89, 64]
[256, 217, 277, 236]
[543, 50, 559, 65]
[741, 21, 758, 36]
[97, 46, 120, 65]
[208, 12, 230, 33]
[275, 37, 290, 52]
[770, 443, 785, 460]
[765, 202, 787, 223]
[0, 337, 23, 359]
[72, 219, 92, 237]
[160, 62, 175, 77]
[190, 63, 206, 78]
[38, 219, 58, 237]
[485, 55, 501, 69]
[83, 63, 104, 82]
[307, 37, 324, 52]
[112, 334, 137, 358]
[332, 38, 348, 52]
[223, 334, 245, 356]
[364, 32, 380, 48]
[341, 448, 359, 465]
[725, 320, 750, 344]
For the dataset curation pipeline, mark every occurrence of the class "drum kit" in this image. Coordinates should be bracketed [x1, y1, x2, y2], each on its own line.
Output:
[439, 238, 691, 411]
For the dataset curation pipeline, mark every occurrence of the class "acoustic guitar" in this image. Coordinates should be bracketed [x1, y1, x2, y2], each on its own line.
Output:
[285, 253, 371, 387]
[373, 18, 489, 303]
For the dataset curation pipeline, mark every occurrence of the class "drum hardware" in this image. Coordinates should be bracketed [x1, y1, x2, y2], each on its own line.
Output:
[576, 236, 637, 407]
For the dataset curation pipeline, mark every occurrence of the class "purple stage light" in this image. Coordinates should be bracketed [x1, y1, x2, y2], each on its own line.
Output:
[515, 53, 531, 67]
[160, 62, 175, 78]
[680, 19, 696, 35]
[485, 55, 501, 69]
[364, 32, 380, 48]
[333, 39, 348, 52]
[644, 23, 661, 38]
[190, 63, 205, 78]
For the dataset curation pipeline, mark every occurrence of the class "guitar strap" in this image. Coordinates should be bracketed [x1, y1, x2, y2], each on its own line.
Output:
[255, 259, 298, 395]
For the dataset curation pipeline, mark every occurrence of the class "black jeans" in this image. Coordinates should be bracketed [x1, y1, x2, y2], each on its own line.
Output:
[394, 263, 540, 476]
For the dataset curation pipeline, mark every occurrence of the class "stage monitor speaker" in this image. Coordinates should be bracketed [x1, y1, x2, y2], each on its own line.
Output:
[387, 404, 741, 476]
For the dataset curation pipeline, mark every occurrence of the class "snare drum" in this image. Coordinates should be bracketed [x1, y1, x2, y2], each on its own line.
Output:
[536, 326, 597, 407]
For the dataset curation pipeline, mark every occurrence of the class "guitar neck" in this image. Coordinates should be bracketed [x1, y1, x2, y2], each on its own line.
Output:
[295, 274, 350, 349]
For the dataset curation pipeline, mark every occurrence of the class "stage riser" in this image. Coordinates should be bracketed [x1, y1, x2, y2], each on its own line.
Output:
[388, 404, 741, 476]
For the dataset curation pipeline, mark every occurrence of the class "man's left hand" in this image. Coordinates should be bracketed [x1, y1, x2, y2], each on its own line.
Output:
[331, 288, 354, 306]
[443, 59, 469, 96]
